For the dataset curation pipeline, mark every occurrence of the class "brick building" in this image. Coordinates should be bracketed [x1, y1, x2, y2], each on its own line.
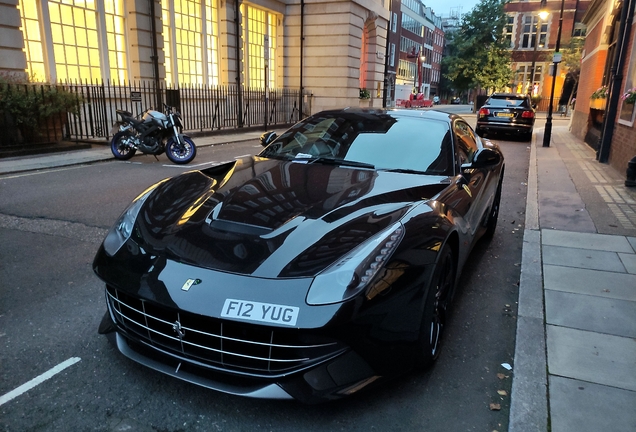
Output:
[571, 0, 636, 176]
[503, 0, 591, 105]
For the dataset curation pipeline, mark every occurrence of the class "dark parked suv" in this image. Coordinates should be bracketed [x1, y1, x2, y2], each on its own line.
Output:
[476, 93, 535, 141]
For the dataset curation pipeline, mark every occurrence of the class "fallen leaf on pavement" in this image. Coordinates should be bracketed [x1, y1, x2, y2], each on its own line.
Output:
[490, 403, 501, 411]
[497, 390, 508, 396]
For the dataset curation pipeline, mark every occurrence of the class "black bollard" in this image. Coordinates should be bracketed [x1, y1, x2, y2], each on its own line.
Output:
[626, 155, 636, 187]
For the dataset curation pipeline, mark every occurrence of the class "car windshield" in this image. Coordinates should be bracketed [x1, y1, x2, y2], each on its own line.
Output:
[259, 113, 453, 175]
[487, 96, 529, 108]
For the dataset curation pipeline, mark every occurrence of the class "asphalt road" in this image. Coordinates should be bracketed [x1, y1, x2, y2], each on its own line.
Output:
[0, 111, 530, 431]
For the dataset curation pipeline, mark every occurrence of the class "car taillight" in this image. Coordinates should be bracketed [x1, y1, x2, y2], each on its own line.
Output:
[479, 108, 490, 116]
[521, 111, 535, 118]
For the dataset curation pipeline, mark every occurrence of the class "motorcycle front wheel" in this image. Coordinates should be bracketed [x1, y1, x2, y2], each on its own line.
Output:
[166, 136, 196, 164]
[110, 131, 137, 160]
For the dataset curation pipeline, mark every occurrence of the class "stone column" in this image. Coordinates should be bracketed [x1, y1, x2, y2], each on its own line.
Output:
[0, 0, 28, 79]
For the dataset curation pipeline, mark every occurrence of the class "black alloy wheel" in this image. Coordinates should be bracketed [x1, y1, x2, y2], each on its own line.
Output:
[484, 175, 503, 238]
[415, 243, 455, 368]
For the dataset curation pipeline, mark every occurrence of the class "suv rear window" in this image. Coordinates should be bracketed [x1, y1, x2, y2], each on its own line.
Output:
[487, 96, 529, 108]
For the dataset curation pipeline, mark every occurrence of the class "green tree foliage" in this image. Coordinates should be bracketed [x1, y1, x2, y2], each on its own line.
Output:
[443, 0, 512, 93]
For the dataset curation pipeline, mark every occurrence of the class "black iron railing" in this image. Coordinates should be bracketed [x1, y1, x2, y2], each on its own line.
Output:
[1, 80, 311, 148]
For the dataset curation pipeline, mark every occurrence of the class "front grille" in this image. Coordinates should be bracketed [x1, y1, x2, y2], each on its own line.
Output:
[106, 286, 345, 377]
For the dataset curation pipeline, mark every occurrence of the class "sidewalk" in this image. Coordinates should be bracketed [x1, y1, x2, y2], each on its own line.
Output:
[0, 129, 277, 175]
[509, 123, 636, 431]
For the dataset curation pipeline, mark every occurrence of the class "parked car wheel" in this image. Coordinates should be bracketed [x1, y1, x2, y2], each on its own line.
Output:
[484, 175, 503, 238]
[415, 243, 455, 368]
[522, 131, 533, 142]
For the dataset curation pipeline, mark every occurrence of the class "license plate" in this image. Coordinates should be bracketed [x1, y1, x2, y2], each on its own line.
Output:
[221, 299, 299, 326]
[495, 112, 514, 117]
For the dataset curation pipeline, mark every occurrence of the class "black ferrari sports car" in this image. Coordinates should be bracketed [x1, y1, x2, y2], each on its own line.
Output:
[94, 108, 504, 403]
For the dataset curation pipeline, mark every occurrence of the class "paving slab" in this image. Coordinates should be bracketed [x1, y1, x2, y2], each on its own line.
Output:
[546, 325, 636, 392]
[619, 252, 636, 274]
[536, 155, 580, 193]
[543, 265, 636, 300]
[538, 192, 596, 232]
[542, 245, 627, 273]
[545, 290, 636, 338]
[549, 375, 636, 432]
[542, 230, 635, 253]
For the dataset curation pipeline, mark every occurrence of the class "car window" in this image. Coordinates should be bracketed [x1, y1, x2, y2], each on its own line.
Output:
[261, 116, 454, 175]
[454, 121, 478, 165]
[487, 96, 530, 108]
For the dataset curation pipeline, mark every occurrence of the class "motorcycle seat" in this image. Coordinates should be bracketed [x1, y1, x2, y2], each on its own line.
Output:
[116, 109, 133, 117]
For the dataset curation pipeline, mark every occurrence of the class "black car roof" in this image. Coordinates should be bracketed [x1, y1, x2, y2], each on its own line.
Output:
[489, 93, 529, 99]
[317, 107, 459, 123]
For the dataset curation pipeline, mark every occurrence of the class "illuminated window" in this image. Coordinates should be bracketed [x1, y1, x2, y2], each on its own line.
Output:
[397, 59, 416, 81]
[48, 0, 101, 82]
[104, 1, 127, 83]
[241, 4, 277, 89]
[17, 0, 128, 82]
[162, 0, 219, 85]
[18, 0, 46, 80]
[516, 64, 543, 93]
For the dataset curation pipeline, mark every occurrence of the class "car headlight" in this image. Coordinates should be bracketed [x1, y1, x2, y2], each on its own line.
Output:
[102, 184, 161, 256]
[306, 222, 405, 305]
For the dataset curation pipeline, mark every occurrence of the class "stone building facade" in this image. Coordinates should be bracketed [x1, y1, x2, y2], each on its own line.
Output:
[0, 0, 391, 115]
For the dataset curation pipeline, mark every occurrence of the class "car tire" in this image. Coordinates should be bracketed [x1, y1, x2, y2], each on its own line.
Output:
[111, 131, 137, 160]
[484, 174, 503, 238]
[475, 127, 484, 137]
[415, 243, 455, 369]
[523, 131, 533, 142]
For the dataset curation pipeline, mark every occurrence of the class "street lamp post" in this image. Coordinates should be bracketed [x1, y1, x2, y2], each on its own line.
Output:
[542, 0, 565, 147]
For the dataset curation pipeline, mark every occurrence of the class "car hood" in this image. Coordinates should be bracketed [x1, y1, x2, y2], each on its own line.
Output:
[133, 156, 448, 278]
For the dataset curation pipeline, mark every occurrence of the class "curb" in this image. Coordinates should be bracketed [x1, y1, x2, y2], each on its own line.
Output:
[509, 128, 549, 431]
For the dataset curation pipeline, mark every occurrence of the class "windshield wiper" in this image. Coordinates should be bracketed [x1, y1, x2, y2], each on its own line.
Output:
[308, 157, 375, 169]
[381, 168, 428, 174]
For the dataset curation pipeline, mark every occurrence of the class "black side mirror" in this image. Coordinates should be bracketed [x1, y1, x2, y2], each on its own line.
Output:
[260, 131, 277, 147]
[462, 148, 501, 169]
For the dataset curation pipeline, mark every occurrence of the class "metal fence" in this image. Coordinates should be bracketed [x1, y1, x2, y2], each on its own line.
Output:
[533, 97, 565, 113]
[1, 80, 310, 148]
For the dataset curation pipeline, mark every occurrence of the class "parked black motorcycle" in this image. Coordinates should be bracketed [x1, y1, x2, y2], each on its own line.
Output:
[110, 104, 196, 164]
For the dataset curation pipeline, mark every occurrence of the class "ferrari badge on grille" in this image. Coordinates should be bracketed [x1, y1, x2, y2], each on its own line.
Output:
[181, 278, 202, 291]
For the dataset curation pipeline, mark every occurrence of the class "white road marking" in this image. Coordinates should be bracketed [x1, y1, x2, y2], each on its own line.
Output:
[0, 165, 89, 179]
[0, 357, 81, 406]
